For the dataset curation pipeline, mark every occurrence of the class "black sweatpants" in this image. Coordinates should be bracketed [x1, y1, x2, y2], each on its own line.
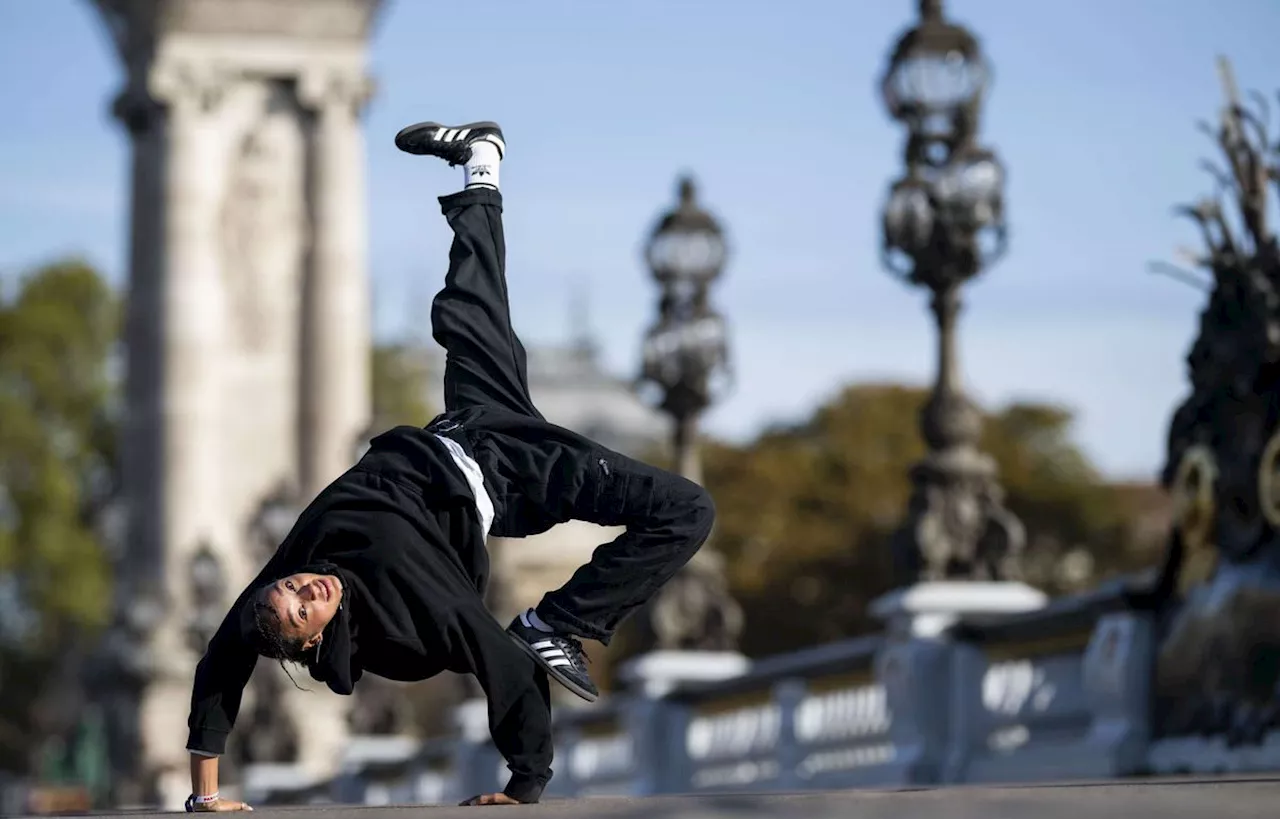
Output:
[425, 187, 715, 646]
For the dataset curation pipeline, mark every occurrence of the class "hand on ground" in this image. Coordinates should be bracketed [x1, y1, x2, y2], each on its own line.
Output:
[194, 798, 254, 812]
[459, 792, 521, 806]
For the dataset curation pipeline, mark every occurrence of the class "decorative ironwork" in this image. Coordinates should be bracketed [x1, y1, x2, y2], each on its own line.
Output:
[1160, 57, 1280, 564]
[1153, 57, 1280, 745]
[186, 541, 226, 655]
[631, 548, 743, 653]
[1259, 430, 1280, 528]
[347, 677, 417, 735]
[879, 0, 1025, 584]
[227, 670, 300, 766]
[634, 175, 742, 653]
[249, 482, 301, 561]
[1169, 444, 1218, 551]
[638, 177, 733, 472]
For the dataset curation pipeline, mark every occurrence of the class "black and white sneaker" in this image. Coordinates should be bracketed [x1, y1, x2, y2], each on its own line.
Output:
[394, 120, 506, 166]
[506, 611, 599, 703]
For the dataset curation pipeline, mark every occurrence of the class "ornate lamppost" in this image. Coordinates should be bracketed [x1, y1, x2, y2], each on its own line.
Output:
[640, 176, 732, 484]
[186, 542, 226, 655]
[249, 483, 302, 561]
[879, 0, 1025, 584]
[634, 176, 742, 652]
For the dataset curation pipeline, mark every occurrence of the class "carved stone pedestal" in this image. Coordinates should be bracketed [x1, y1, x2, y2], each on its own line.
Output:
[1156, 562, 1280, 742]
[870, 581, 1048, 638]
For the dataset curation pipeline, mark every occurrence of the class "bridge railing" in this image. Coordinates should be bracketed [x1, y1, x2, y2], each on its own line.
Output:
[250, 578, 1165, 805]
[660, 636, 886, 794]
[943, 579, 1157, 783]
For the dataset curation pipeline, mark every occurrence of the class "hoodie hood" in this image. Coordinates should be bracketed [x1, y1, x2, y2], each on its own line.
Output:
[298, 561, 363, 695]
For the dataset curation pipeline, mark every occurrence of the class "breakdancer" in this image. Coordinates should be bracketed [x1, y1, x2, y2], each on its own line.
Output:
[183, 120, 715, 810]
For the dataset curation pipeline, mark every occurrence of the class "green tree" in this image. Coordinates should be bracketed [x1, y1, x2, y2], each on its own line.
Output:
[701, 383, 1146, 657]
[371, 342, 433, 430]
[0, 259, 120, 773]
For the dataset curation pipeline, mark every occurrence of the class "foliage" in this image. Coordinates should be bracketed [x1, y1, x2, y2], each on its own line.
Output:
[0, 259, 119, 643]
[370, 342, 434, 430]
[700, 383, 1154, 658]
[0, 259, 120, 771]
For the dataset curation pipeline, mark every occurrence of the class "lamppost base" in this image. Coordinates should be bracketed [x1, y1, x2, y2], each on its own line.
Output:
[892, 443, 1027, 586]
[631, 549, 744, 654]
[617, 650, 750, 698]
[870, 580, 1047, 639]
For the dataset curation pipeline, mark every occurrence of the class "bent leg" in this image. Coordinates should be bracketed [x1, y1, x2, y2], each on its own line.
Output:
[490, 435, 715, 645]
[432, 188, 541, 419]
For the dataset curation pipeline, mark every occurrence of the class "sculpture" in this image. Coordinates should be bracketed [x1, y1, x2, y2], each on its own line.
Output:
[1155, 57, 1280, 744]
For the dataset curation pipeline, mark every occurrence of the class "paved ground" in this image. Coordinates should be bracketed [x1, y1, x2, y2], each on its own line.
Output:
[37, 777, 1280, 818]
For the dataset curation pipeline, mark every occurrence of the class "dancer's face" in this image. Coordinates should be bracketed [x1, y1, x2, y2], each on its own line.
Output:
[261, 572, 343, 649]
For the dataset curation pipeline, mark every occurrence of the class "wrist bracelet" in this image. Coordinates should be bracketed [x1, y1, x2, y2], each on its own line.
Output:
[185, 792, 219, 812]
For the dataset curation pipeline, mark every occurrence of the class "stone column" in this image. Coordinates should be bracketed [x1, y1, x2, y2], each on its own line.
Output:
[297, 70, 374, 498]
[151, 62, 231, 600]
[112, 60, 233, 808]
[258, 70, 374, 779]
[89, 1, 385, 807]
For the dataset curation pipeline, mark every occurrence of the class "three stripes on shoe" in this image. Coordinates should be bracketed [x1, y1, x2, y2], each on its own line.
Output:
[530, 639, 574, 669]
[432, 126, 506, 156]
[520, 609, 571, 668]
[433, 126, 471, 142]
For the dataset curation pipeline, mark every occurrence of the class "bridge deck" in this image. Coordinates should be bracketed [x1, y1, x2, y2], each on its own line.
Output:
[45, 776, 1280, 818]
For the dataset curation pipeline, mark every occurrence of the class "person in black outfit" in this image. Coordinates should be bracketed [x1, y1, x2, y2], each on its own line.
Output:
[183, 121, 716, 810]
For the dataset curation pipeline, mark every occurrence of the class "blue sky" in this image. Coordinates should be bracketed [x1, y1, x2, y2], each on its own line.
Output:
[1, 0, 1278, 480]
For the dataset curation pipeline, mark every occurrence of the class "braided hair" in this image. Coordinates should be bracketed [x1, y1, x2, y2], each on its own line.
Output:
[245, 587, 314, 691]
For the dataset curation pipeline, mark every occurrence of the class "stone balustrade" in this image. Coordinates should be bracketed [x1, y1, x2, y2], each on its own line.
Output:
[244, 578, 1280, 806]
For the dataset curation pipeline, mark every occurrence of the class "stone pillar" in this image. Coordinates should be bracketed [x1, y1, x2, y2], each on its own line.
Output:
[151, 61, 232, 622]
[89, 1, 384, 807]
[298, 70, 374, 498]
[116, 62, 234, 809]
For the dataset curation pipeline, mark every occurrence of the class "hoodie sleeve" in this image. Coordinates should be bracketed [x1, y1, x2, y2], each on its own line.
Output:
[454, 599, 554, 803]
[185, 592, 259, 756]
[186, 536, 312, 755]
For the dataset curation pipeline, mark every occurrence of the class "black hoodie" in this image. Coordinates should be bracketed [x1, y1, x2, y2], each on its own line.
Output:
[185, 424, 553, 803]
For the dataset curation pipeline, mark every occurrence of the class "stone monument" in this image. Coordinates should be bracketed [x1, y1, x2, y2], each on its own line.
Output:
[87, 0, 381, 806]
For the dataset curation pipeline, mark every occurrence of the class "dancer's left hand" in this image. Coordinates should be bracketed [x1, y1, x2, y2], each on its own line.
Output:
[459, 792, 521, 806]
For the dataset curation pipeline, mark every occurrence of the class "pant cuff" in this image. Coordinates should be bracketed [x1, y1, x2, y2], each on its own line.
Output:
[438, 186, 503, 212]
[535, 597, 613, 646]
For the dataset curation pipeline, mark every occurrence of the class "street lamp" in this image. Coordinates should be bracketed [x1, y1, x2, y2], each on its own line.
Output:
[632, 175, 743, 653]
[881, 0, 987, 150]
[249, 483, 301, 562]
[186, 541, 225, 655]
[879, 0, 1025, 584]
[639, 176, 733, 484]
[645, 177, 727, 287]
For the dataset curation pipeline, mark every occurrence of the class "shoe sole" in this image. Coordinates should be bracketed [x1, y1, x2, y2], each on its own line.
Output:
[394, 120, 504, 157]
[506, 629, 599, 703]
